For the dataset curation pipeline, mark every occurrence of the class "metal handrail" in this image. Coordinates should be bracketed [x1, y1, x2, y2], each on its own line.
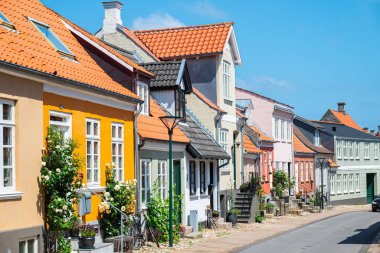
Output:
[84, 187, 130, 252]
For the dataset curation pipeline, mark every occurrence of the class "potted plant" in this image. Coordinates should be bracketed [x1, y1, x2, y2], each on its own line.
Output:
[265, 203, 275, 214]
[79, 224, 96, 249]
[60, 221, 71, 238]
[226, 208, 240, 226]
[212, 210, 220, 218]
[295, 192, 302, 200]
[255, 214, 265, 223]
[239, 182, 250, 193]
[70, 218, 81, 239]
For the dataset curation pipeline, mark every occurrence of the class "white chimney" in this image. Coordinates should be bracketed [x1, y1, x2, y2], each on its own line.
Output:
[102, 1, 123, 34]
[337, 102, 346, 114]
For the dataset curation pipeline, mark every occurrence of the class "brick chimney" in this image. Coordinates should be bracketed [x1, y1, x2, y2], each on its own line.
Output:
[337, 102, 346, 114]
[102, 1, 123, 34]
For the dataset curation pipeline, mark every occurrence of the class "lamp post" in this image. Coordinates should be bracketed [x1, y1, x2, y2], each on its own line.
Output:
[160, 116, 183, 247]
[317, 158, 326, 210]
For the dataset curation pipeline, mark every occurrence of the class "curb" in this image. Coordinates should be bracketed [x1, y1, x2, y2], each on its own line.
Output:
[365, 230, 380, 253]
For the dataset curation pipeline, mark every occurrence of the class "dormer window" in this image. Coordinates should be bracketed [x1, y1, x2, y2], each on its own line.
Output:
[175, 89, 186, 119]
[314, 129, 320, 146]
[29, 18, 76, 60]
[0, 11, 15, 30]
[137, 81, 149, 115]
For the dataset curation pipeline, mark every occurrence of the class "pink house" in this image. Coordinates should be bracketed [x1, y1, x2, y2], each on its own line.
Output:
[236, 87, 295, 190]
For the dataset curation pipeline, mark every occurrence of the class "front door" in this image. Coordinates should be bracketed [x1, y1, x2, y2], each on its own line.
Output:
[210, 161, 214, 210]
[366, 173, 375, 203]
[173, 160, 182, 222]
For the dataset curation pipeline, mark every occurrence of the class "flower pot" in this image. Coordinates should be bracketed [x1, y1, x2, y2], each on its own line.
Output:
[260, 210, 265, 217]
[62, 230, 70, 238]
[226, 213, 237, 226]
[79, 237, 95, 249]
[70, 229, 80, 239]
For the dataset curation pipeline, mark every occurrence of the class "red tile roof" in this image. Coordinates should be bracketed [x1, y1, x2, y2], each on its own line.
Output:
[0, 0, 152, 100]
[138, 97, 189, 143]
[134, 22, 233, 60]
[328, 159, 339, 168]
[293, 133, 314, 154]
[329, 110, 362, 131]
[243, 134, 260, 154]
[192, 87, 224, 112]
[236, 109, 246, 119]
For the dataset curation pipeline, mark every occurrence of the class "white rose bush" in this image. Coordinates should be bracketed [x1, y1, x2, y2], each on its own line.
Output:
[40, 126, 83, 253]
[98, 165, 136, 238]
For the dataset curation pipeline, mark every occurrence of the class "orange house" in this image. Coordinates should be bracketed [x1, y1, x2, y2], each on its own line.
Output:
[0, 0, 153, 251]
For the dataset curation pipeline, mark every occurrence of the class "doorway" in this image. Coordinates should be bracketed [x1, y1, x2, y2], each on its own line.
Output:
[366, 173, 375, 203]
[173, 160, 182, 222]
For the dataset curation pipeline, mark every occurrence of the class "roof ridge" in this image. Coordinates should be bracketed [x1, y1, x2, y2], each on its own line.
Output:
[311, 120, 344, 125]
[140, 60, 181, 66]
[133, 21, 234, 33]
[236, 86, 294, 109]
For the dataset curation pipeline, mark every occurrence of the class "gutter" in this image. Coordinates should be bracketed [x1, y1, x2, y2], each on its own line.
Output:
[0, 60, 143, 105]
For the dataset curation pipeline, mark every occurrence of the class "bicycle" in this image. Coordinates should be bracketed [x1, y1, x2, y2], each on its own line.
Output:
[129, 212, 160, 250]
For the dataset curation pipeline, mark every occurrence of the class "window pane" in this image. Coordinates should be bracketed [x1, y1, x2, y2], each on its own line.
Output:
[93, 142, 99, 155]
[86, 141, 91, 155]
[3, 104, 12, 120]
[118, 126, 122, 139]
[112, 125, 116, 138]
[86, 155, 92, 168]
[94, 155, 99, 168]
[118, 157, 122, 168]
[118, 144, 122, 155]
[19, 241, 26, 253]
[34, 22, 72, 55]
[3, 127, 12, 145]
[0, 12, 12, 24]
[87, 169, 92, 183]
[86, 121, 91, 135]
[4, 167, 12, 187]
[3, 147, 12, 166]
[27, 239, 35, 253]
[93, 122, 99, 137]
[94, 169, 98, 182]
[112, 143, 116, 155]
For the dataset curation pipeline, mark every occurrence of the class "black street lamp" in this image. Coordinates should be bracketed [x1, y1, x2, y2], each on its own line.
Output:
[159, 116, 183, 247]
[317, 158, 326, 210]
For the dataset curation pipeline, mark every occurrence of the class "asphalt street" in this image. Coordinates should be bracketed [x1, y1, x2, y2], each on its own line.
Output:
[238, 211, 380, 253]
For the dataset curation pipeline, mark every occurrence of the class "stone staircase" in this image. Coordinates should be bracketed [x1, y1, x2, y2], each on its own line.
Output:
[234, 192, 258, 223]
[71, 226, 114, 252]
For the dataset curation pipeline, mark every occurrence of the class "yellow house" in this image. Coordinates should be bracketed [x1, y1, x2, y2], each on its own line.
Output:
[0, 0, 153, 252]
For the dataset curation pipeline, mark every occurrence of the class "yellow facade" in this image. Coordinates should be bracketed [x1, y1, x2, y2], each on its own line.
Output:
[43, 92, 135, 222]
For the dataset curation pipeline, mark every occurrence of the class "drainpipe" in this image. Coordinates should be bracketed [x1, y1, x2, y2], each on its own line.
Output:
[289, 114, 296, 196]
[134, 74, 144, 212]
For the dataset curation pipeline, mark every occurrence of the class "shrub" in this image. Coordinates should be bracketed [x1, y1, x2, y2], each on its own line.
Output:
[80, 225, 96, 238]
[146, 183, 183, 243]
[99, 165, 136, 238]
[255, 214, 265, 223]
[41, 126, 83, 252]
[272, 170, 295, 198]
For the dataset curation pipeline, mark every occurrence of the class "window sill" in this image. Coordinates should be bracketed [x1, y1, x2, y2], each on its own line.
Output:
[356, 190, 360, 193]
[223, 98, 233, 106]
[190, 195, 199, 200]
[85, 185, 105, 192]
[330, 193, 335, 196]
[343, 191, 348, 194]
[349, 191, 355, 194]
[0, 191, 23, 200]
[200, 194, 209, 199]
[337, 192, 342, 195]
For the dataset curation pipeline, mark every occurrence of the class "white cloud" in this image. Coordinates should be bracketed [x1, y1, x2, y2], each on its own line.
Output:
[132, 12, 185, 30]
[189, 0, 227, 19]
[252, 76, 291, 89]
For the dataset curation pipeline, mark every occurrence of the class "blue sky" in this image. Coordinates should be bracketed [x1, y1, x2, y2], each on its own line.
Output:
[41, 0, 380, 130]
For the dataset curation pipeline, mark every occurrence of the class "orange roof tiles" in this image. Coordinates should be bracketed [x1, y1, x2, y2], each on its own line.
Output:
[329, 110, 363, 131]
[328, 159, 339, 168]
[243, 134, 260, 154]
[250, 125, 274, 142]
[192, 87, 224, 112]
[138, 97, 189, 143]
[236, 109, 246, 119]
[293, 133, 314, 154]
[134, 22, 233, 59]
[0, 0, 152, 100]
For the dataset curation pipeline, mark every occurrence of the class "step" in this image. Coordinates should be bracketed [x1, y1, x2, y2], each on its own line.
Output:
[237, 217, 250, 223]
[264, 213, 274, 219]
[237, 192, 254, 196]
[76, 243, 114, 253]
[185, 232, 203, 239]
[237, 214, 250, 219]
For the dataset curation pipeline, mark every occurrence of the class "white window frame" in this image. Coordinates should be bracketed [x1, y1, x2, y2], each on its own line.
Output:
[19, 237, 38, 253]
[287, 121, 292, 141]
[49, 111, 72, 139]
[349, 141, 353, 159]
[343, 174, 348, 193]
[330, 174, 335, 194]
[337, 140, 342, 159]
[314, 130, 320, 146]
[305, 162, 309, 182]
[274, 118, 279, 139]
[189, 161, 197, 196]
[111, 123, 124, 182]
[157, 160, 167, 200]
[354, 142, 360, 159]
[355, 173, 360, 192]
[336, 174, 342, 194]
[137, 81, 149, 115]
[375, 143, 379, 160]
[349, 174, 354, 193]
[223, 61, 231, 99]
[140, 159, 151, 205]
[281, 120, 285, 140]
[86, 118, 100, 185]
[219, 129, 229, 165]
[343, 141, 347, 159]
[300, 162, 304, 183]
[364, 142, 370, 159]
[0, 99, 15, 193]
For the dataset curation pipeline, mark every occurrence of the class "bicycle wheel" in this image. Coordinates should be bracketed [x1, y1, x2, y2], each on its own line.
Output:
[147, 223, 160, 248]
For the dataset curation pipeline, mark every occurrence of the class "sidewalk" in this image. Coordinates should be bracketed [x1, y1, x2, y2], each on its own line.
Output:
[139, 205, 369, 253]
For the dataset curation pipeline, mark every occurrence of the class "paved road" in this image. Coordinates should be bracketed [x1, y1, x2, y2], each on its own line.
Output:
[238, 211, 380, 253]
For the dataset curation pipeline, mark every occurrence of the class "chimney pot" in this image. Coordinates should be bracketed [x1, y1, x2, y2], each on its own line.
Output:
[337, 102, 346, 114]
[370, 130, 375, 135]
[363, 127, 369, 133]
[102, 1, 123, 34]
